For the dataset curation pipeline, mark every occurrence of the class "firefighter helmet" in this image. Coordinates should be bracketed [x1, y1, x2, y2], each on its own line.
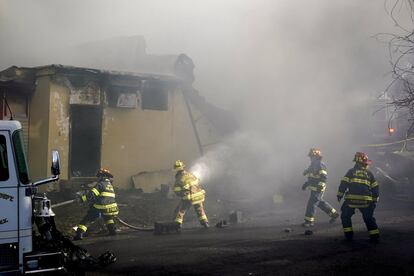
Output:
[96, 168, 113, 179]
[353, 152, 372, 165]
[174, 160, 185, 171]
[308, 148, 322, 159]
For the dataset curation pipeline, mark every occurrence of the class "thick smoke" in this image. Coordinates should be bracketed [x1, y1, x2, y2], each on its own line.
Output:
[0, 0, 409, 205]
[190, 132, 277, 183]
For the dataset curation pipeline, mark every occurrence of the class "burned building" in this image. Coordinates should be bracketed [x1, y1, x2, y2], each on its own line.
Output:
[0, 60, 235, 191]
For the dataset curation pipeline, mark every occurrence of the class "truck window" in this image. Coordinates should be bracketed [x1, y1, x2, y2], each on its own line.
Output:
[12, 130, 30, 184]
[0, 135, 9, 181]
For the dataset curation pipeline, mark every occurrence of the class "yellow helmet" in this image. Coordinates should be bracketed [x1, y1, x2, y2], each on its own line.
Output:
[308, 148, 322, 158]
[173, 160, 185, 171]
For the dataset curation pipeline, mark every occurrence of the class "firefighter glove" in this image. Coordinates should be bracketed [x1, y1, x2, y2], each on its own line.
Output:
[183, 191, 191, 200]
[337, 196, 342, 202]
[301, 182, 309, 191]
[75, 191, 85, 204]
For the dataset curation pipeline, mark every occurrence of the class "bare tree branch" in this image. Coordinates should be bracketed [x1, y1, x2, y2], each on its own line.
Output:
[384, 0, 414, 134]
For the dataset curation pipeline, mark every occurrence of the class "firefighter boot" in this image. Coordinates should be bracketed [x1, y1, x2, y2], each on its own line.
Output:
[370, 234, 380, 243]
[344, 231, 354, 242]
[329, 212, 339, 224]
[107, 223, 117, 236]
[201, 221, 209, 229]
[369, 233, 379, 243]
[175, 222, 182, 233]
[73, 229, 84, 241]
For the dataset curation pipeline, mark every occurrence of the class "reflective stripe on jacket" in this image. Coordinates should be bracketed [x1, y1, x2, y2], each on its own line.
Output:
[338, 164, 379, 207]
[304, 161, 327, 192]
[174, 171, 206, 205]
[82, 179, 119, 215]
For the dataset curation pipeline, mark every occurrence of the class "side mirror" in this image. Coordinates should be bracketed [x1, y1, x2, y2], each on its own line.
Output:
[51, 150, 61, 176]
[33, 150, 61, 187]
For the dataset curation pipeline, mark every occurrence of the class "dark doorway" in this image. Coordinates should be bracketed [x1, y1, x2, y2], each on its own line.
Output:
[70, 105, 102, 177]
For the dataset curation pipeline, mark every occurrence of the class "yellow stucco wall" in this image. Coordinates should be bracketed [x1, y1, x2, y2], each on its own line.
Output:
[48, 81, 70, 181]
[28, 76, 50, 182]
[101, 87, 201, 188]
[26, 71, 222, 191]
[27, 75, 70, 187]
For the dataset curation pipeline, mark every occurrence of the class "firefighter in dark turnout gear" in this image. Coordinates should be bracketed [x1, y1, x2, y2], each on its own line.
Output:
[74, 168, 119, 240]
[338, 152, 379, 241]
[173, 160, 209, 229]
[302, 148, 339, 227]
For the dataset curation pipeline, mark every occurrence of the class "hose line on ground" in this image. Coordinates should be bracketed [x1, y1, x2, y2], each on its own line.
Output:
[115, 217, 154, 231]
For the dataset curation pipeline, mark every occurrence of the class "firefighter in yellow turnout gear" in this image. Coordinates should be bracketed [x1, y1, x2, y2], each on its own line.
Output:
[74, 168, 119, 240]
[338, 152, 379, 242]
[302, 148, 339, 227]
[173, 160, 209, 229]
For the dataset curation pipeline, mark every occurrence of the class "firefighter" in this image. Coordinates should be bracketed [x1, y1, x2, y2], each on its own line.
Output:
[337, 152, 379, 242]
[302, 148, 339, 227]
[173, 160, 209, 229]
[74, 168, 119, 240]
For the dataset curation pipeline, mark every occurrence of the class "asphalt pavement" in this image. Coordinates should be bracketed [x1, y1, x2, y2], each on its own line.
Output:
[75, 199, 414, 276]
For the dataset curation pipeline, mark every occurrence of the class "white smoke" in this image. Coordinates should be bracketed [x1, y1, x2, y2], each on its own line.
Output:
[189, 143, 231, 182]
[1, 0, 407, 202]
[189, 131, 282, 188]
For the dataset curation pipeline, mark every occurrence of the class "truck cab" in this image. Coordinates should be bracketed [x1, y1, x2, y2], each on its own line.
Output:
[0, 120, 62, 274]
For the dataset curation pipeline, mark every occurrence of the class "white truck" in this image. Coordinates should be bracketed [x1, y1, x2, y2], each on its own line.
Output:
[0, 120, 63, 274]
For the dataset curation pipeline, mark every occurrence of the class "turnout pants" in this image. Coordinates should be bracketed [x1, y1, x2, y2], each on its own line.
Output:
[304, 191, 337, 223]
[340, 203, 379, 240]
[174, 200, 208, 225]
[77, 208, 117, 235]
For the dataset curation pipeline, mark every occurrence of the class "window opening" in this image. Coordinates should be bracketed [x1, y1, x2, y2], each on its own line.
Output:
[141, 81, 168, 111]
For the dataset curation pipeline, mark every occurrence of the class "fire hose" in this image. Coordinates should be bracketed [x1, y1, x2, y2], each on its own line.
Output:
[51, 199, 76, 208]
[115, 217, 154, 231]
[51, 199, 155, 232]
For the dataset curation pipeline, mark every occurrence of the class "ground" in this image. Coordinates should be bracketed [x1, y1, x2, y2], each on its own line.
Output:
[58, 196, 414, 276]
